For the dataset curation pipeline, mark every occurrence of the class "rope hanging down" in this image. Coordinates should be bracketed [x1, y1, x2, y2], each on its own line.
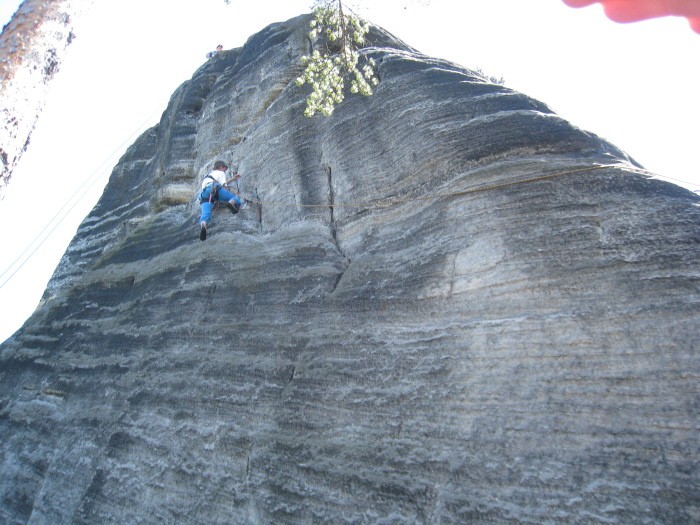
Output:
[243, 163, 658, 210]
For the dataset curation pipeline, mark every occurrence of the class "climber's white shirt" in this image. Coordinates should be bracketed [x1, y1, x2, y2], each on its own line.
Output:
[201, 169, 228, 189]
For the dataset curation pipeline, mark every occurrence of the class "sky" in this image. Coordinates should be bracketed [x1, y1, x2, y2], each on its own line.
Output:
[0, 0, 698, 342]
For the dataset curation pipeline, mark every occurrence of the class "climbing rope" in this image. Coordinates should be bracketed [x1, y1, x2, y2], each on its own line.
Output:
[243, 162, 660, 210]
[0, 108, 163, 291]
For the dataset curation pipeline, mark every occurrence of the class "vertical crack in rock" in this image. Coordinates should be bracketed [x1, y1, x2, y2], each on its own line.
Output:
[325, 164, 350, 293]
[330, 270, 345, 294]
[254, 188, 263, 232]
[324, 163, 348, 259]
[446, 252, 458, 297]
[325, 165, 338, 248]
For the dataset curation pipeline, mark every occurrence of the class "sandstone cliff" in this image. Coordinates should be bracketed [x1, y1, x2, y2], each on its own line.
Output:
[0, 0, 92, 191]
[1, 14, 698, 524]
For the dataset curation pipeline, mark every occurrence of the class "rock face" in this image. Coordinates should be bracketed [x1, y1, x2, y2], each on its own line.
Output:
[1, 14, 699, 524]
[0, 0, 92, 191]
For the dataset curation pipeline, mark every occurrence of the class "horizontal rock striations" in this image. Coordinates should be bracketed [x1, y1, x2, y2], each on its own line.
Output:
[1, 13, 699, 525]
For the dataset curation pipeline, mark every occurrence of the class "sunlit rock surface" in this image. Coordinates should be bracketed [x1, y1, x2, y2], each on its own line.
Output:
[1, 14, 698, 524]
[0, 0, 93, 191]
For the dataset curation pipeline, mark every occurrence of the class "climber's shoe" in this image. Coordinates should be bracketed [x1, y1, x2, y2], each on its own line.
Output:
[199, 222, 207, 241]
[227, 200, 240, 214]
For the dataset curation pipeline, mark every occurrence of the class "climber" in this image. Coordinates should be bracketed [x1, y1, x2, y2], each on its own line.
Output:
[206, 44, 223, 59]
[198, 160, 242, 241]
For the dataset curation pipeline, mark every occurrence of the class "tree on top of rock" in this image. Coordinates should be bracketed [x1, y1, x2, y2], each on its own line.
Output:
[294, 0, 379, 117]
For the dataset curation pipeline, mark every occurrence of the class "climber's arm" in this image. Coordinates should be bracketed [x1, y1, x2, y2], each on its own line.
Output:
[224, 173, 242, 187]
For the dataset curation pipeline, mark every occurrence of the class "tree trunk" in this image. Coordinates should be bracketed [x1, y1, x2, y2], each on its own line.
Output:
[0, 0, 93, 192]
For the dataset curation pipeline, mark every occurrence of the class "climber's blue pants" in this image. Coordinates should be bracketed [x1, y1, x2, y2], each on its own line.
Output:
[199, 186, 241, 224]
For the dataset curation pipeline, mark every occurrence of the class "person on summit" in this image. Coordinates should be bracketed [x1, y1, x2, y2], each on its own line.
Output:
[206, 44, 223, 59]
[198, 160, 242, 241]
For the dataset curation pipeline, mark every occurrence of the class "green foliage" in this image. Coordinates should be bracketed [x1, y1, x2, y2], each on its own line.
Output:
[295, 1, 379, 117]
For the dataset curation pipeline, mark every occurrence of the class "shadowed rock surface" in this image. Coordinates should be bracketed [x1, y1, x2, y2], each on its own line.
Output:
[1, 13, 698, 524]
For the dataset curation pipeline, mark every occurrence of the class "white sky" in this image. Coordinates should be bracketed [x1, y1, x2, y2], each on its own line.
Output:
[0, 0, 698, 342]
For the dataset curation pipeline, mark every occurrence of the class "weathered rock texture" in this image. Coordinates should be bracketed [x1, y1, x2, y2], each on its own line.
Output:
[1, 14, 699, 524]
[0, 0, 93, 191]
